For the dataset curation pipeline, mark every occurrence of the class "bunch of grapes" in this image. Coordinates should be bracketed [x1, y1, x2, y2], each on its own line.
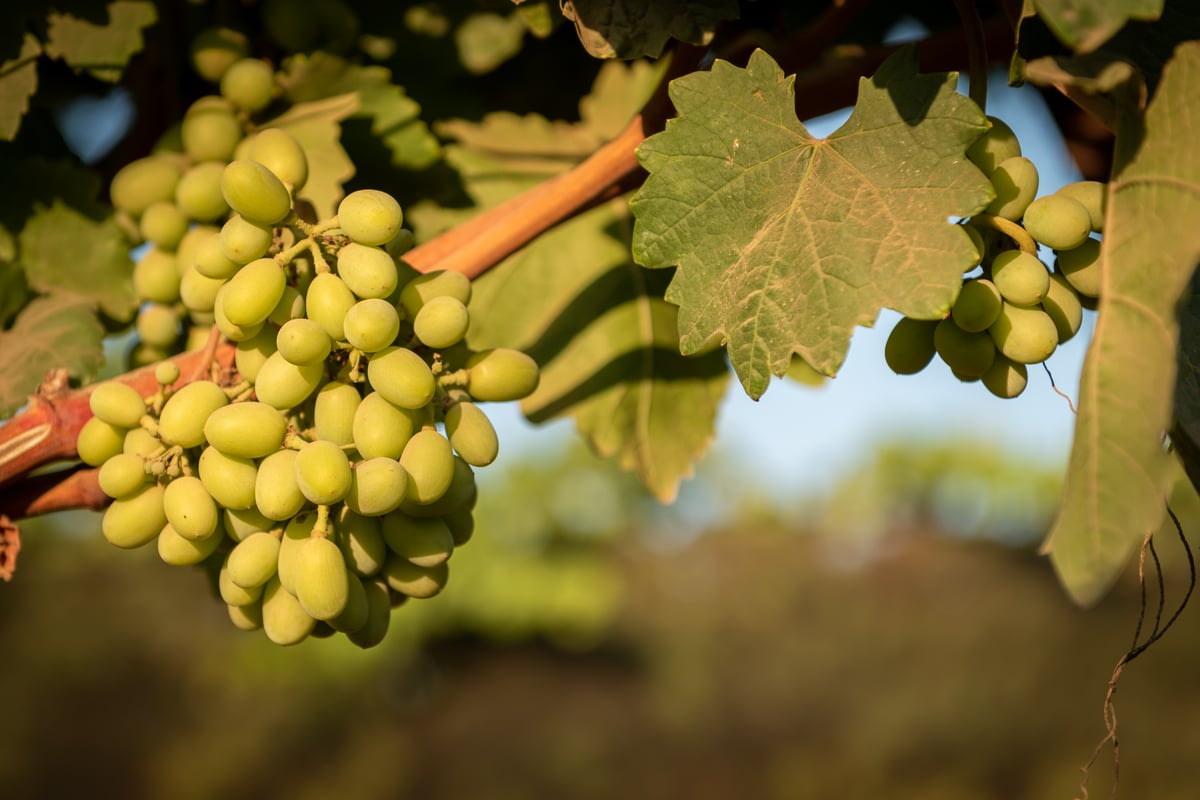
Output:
[885, 115, 1104, 399]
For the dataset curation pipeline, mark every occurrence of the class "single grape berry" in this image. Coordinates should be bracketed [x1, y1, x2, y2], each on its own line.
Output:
[247, 128, 308, 190]
[988, 302, 1059, 364]
[220, 58, 275, 113]
[413, 295, 470, 349]
[110, 156, 183, 218]
[1055, 238, 1101, 299]
[884, 317, 937, 375]
[338, 189, 403, 247]
[190, 27, 249, 82]
[990, 250, 1050, 306]
[933, 319, 995, 379]
[465, 348, 540, 402]
[1023, 194, 1092, 251]
[1055, 180, 1106, 232]
[966, 115, 1021, 175]
[985, 156, 1038, 221]
[221, 159, 292, 226]
[950, 279, 1002, 333]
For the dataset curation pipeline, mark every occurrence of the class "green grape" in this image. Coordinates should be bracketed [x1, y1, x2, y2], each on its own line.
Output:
[227, 530, 281, 588]
[443, 506, 474, 547]
[314, 381, 361, 446]
[139, 202, 188, 250]
[195, 234, 241, 280]
[399, 456, 475, 518]
[344, 298, 400, 353]
[198, 446, 258, 510]
[335, 242, 399, 300]
[1023, 194, 1091, 250]
[348, 578, 391, 648]
[214, 286, 264, 342]
[329, 571, 370, 633]
[883, 317, 937, 375]
[990, 250, 1050, 305]
[276, 511, 316, 594]
[221, 556, 264, 606]
[98, 452, 147, 499]
[338, 189, 403, 247]
[190, 26, 249, 82]
[90, 381, 147, 428]
[133, 247, 182, 304]
[444, 401, 498, 467]
[399, 270, 471, 317]
[227, 600, 263, 632]
[158, 520, 224, 566]
[136, 303, 181, 348]
[294, 535, 350, 620]
[466, 348, 540, 402]
[367, 347, 436, 409]
[176, 160, 230, 223]
[110, 155, 183, 218]
[399, 429, 456, 506]
[352, 392, 418, 460]
[77, 417, 127, 466]
[988, 302, 1059, 364]
[220, 214, 274, 264]
[984, 156, 1039, 221]
[962, 223, 985, 268]
[934, 318, 995, 378]
[1056, 180, 1106, 232]
[1042, 273, 1085, 344]
[204, 400, 287, 459]
[1055, 238, 1101, 299]
[382, 512, 454, 568]
[335, 507, 388, 576]
[382, 554, 448, 599]
[221, 159, 292, 226]
[951, 279, 1002, 333]
[177, 223, 218, 269]
[222, 257, 287, 327]
[247, 128, 308, 190]
[163, 476, 219, 541]
[413, 295, 469, 349]
[294, 439, 352, 505]
[220, 58, 275, 113]
[123, 427, 161, 457]
[179, 265, 226, 314]
[277, 318, 332, 365]
[155, 361, 180, 387]
[256, 448, 307, 520]
[981, 354, 1028, 399]
[102, 484, 167, 549]
[128, 341, 172, 370]
[305, 273, 357, 340]
[224, 505, 274, 543]
[253, 351, 324, 410]
[346, 457, 409, 517]
[268, 285, 305, 326]
[966, 115, 1021, 175]
[182, 99, 243, 163]
[235, 325, 277, 383]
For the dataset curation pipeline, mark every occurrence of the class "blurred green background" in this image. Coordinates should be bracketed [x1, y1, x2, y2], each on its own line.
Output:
[3, 437, 1200, 800]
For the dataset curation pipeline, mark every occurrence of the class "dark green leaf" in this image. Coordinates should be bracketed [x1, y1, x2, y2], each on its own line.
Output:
[0, 294, 105, 418]
[560, 0, 739, 59]
[0, 34, 40, 141]
[43, 0, 158, 82]
[1032, 0, 1162, 53]
[1173, 277, 1200, 492]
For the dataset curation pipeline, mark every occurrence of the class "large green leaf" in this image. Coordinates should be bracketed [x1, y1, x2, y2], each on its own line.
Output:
[559, 0, 739, 59]
[0, 295, 105, 418]
[630, 48, 992, 399]
[1033, 0, 1162, 53]
[43, 0, 157, 82]
[1042, 41, 1200, 606]
[262, 93, 360, 222]
[0, 33, 40, 141]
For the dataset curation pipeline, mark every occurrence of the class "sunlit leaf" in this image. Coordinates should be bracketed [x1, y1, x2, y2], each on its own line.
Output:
[0, 295, 105, 418]
[0, 34, 40, 141]
[44, 0, 158, 82]
[1033, 0, 1162, 53]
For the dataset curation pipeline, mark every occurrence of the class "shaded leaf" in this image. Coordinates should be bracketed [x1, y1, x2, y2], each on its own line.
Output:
[0, 34, 40, 141]
[560, 0, 739, 59]
[1042, 41, 1200, 606]
[1032, 0, 1162, 53]
[262, 93, 359, 222]
[0, 224, 29, 328]
[0, 295, 105, 418]
[44, 0, 158, 82]
[631, 48, 992, 399]
[455, 12, 528, 74]
[1172, 276, 1200, 492]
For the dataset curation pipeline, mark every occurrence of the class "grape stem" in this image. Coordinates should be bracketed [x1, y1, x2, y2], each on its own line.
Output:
[970, 213, 1039, 255]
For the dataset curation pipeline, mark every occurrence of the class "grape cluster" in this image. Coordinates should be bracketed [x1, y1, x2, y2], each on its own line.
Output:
[885, 116, 1105, 399]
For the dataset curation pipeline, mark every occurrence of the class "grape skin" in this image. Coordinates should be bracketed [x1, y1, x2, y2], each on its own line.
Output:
[277, 318, 333, 365]
[158, 380, 229, 448]
[204, 401, 288, 458]
[90, 382, 147, 429]
[413, 296, 469, 349]
[933, 319, 995, 378]
[1055, 238, 1101, 298]
[198, 446, 258, 510]
[982, 354, 1028, 399]
[219, 215, 274, 264]
[399, 430, 456, 505]
[190, 27, 248, 82]
[336, 507, 388, 576]
[164, 476, 220, 541]
[98, 453, 147, 500]
[382, 555, 448, 599]
[133, 247, 182, 304]
[367, 347, 436, 410]
[253, 352, 324, 410]
[220, 58, 275, 113]
[338, 189, 403, 247]
[329, 573, 370, 633]
[294, 440, 352, 505]
[256, 449, 308, 521]
[1023, 194, 1091, 251]
[158, 521, 224, 566]
[294, 536, 350, 620]
[466, 349, 540, 402]
[950, 279, 1002, 333]
[988, 302, 1059, 364]
[306, 273, 357, 340]
[985, 156, 1038, 221]
[990, 250, 1050, 306]
[110, 156, 183, 217]
[182, 100, 243, 163]
[1042, 273, 1084, 343]
[176, 162, 230, 223]
[227, 531, 282, 589]
[353, 392, 418, 459]
[382, 513, 454, 568]
[1055, 180, 1106, 232]
[346, 457, 409, 517]
[102, 484, 167, 549]
[966, 115, 1021, 175]
[347, 579, 391, 648]
[222, 159, 292, 226]
[399, 270, 471, 317]
[444, 401, 499, 467]
[344, 298, 401, 353]
[223, 258, 287, 327]
[248, 128, 308, 190]
[336, 243, 399, 299]
[884, 317, 937, 375]
[314, 381, 361, 446]
[261, 576, 316, 645]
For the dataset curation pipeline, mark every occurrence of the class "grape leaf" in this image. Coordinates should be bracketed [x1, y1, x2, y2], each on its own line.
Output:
[0, 33, 40, 141]
[0, 295, 105, 418]
[560, 0, 739, 59]
[455, 12, 528, 74]
[1042, 41, 1200, 606]
[630, 48, 992, 399]
[0, 223, 29, 328]
[261, 93, 360, 223]
[1033, 0, 1162, 53]
[43, 0, 157, 82]
[1173, 279, 1200, 492]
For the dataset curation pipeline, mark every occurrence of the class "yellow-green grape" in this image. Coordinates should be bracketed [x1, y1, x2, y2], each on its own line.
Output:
[934, 318, 995, 378]
[884, 317, 937, 375]
[163, 476, 219, 541]
[985, 156, 1039, 221]
[966, 115, 1021, 175]
[314, 381, 361, 446]
[294, 440, 352, 505]
[110, 155, 183, 218]
[382, 512, 454, 568]
[227, 530, 281, 588]
[227, 600, 263, 631]
[224, 505, 273, 543]
[177, 223, 218, 269]
[444, 401, 498, 467]
[382, 555, 448, 599]
[128, 341, 172, 370]
[176, 161, 230, 223]
[336, 507, 388, 576]
[179, 265, 226, 314]
[182, 99, 243, 163]
[222, 257, 287, 328]
[252, 352, 324, 410]
[256, 449, 308, 521]
[195, 234, 241, 280]
[139, 202, 189, 250]
[247, 128, 308, 191]
[399, 270, 471, 317]
[235, 327, 277, 383]
[190, 26, 249, 82]
[988, 302, 1059, 364]
[98, 452, 147, 500]
[123, 427, 161, 457]
[89, 381, 147, 428]
[305, 273, 357, 340]
[352, 392, 418, 459]
[261, 576, 316, 645]
[219, 214, 274, 264]
[185, 324, 213, 351]
[981, 354, 1028, 399]
[198, 446, 258, 509]
[399, 456, 476, 518]
[1055, 238, 1101, 298]
[348, 578, 391, 648]
[338, 189, 403, 247]
[399, 429, 456, 506]
[1042, 273, 1085, 343]
[294, 536, 350, 620]
[344, 298, 400, 353]
[158, 521, 224, 566]
[367, 346, 436, 409]
[1023, 194, 1091, 250]
[329, 571, 370, 633]
[277, 318, 332, 365]
[335, 242, 399, 300]
[221, 159, 292, 226]
[269, 285, 305, 327]
[102, 484, 167, 548]
[214, 286, 264, 342]
[133, 247, 181, 304]
[155, 361, 180, 388]
[465, 348, 540, 402]
[990, 250, 1050, 305]
[1056, 180, 1106, 232]
[443, 507, 474, 547]
[158, 380, 229, 448]
[276, 510, 315, 594]
[136, 304, 181, 348]
[204, 401, 288, 458]
[219, 58, 275, 113]
[346, 457, 409, 517]
[951, 279, 1002, 333]
[413, 295, 469, 349]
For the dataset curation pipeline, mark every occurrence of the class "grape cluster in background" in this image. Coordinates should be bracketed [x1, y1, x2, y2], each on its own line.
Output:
[885, 115, 1105, 399]
[76, 30, 540, 647]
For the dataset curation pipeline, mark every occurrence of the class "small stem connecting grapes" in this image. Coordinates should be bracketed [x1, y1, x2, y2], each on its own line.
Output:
[971, 213, 1039, 255]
